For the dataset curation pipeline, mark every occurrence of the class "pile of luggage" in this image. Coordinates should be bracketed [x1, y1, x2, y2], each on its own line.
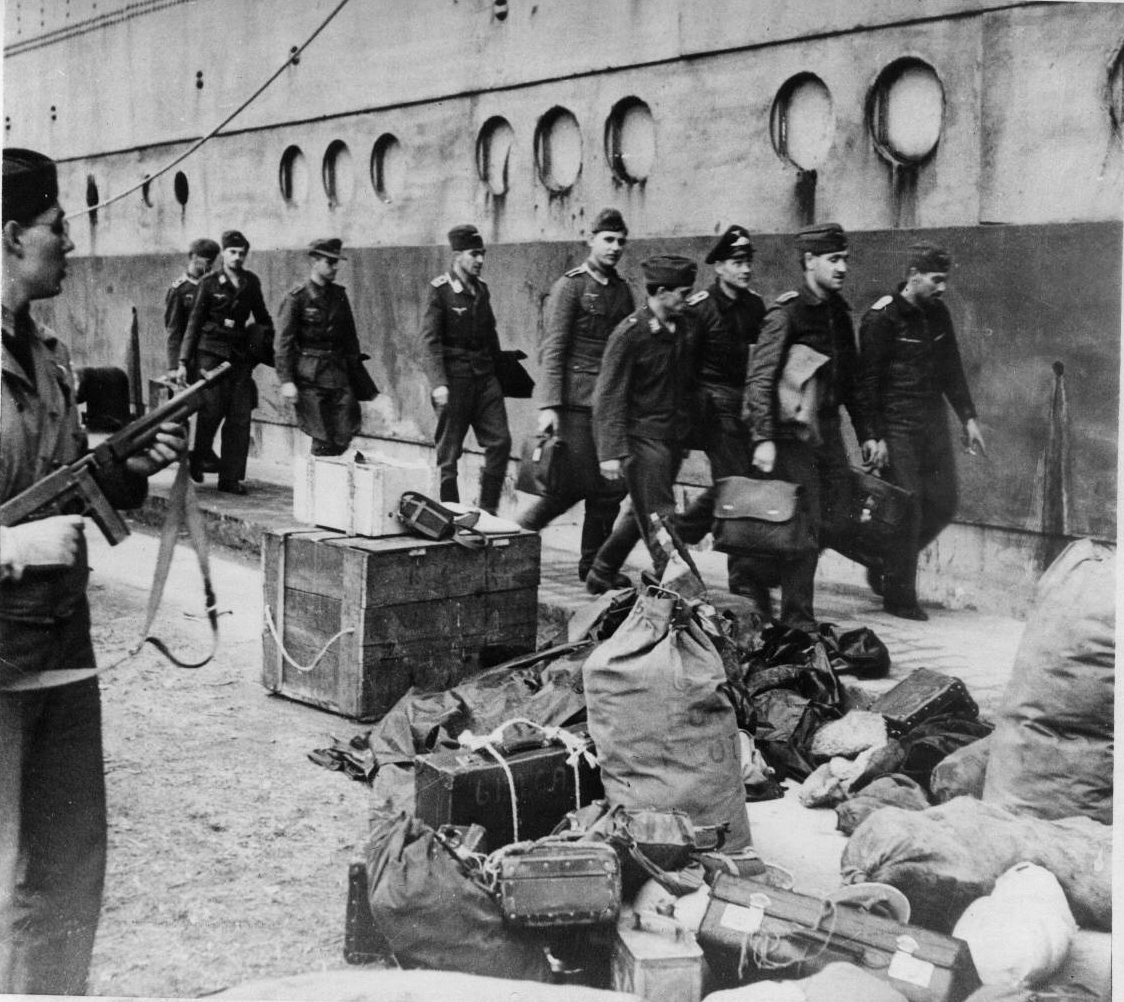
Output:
[333, 539, 1113, 1002]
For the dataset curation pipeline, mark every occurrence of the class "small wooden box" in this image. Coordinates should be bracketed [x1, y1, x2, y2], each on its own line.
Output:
[261, 528, 540, 720]
[610, 909, 704, 1002]
[293, 452, 440, 537]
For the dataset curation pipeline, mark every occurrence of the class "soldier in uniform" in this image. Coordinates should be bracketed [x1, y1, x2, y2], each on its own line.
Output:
[178, 229, 274, 494]
[1, 148, 184, 996]
[420, 224, 512, 515]
[743, 223, 874, 631]
[516, 208, 634, 586]
[856, 242, 985, 620]
[276, 238, 363, 457]
[675, 224, 767, 608]
[164, 237, 219, 376]
[588, 255, 699, 584]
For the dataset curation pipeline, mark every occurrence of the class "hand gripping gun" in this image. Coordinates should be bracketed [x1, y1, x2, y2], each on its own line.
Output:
[0, 362, 232, 545]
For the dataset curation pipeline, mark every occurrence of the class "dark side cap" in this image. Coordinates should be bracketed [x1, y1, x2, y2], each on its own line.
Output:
[796, 222, 848, 255]
[2, 147, 59, 224]
[706, 225, 755, 264]
[188, 238, 220, 259]
[309, 237, 347, 261]
[448, 224, 484, 251]
[909, 242, 951, 273]
[222, 229, 250, 250]
[590, 207, 628, 235]
[641, 254, 698, 289]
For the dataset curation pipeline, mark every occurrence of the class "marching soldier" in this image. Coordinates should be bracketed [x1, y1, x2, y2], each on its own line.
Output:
[676, 224, 767, 608]
[420, 224, 512, 515]
[856, 242, 985, 620]
[276, 238, 363, 457]
[178, 229, 274, 494]
[588, 255, 700, 585]
[517, 208, 634, 586]
[743, 223, 873, 631]
[164, 237, 219, 376]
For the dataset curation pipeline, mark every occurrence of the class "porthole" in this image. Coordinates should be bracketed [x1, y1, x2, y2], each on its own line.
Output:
[771, 74, 834, 170]
[279, 145, 308, 205]
[535, 107, 582, 192]
[605, 97, 655, 183]
[371, 133, 403, 203]
[476, 117, 515, 196]
[85, 174, 99, 207]
[173, 171, 189, 206]
[141, 174, 153, 207]
[868, 58, 944, 165]
[323, 140, 354, 208]
[1109, 45, 1124, 134]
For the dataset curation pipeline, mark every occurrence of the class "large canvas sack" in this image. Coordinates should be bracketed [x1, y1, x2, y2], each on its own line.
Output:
[983, 539, 1114, 824]
[365, 812, 550, 980]
[582, 590, 751, 849]
[930, 734, 991, 804]
[840, 798, 1112, 934]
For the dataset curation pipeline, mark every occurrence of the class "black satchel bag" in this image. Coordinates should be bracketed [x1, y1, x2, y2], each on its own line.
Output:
[516, 434, 567, 496]
[820, 466, 914, 569]
[348, 353, 380, 402]
[711, 476, 816, 558]
[245, 322, 275, 368]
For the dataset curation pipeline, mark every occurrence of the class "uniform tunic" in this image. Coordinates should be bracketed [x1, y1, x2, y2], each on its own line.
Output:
[276, 279, 362, 454]
[180, 268, 274, 484]
[519, 261, 634, 576]
[163, 271, 203, 371]
[741, 286, 868, 630]
[857, 290, 978, 605]
[419, 271, 511, 510]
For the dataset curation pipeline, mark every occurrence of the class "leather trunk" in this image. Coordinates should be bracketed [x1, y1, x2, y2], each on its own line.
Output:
[871, 667, 980, 738]
[497, 841, 621, 927]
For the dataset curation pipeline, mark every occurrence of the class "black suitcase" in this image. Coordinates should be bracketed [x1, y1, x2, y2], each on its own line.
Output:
[413, 725, 603, 849]
[821, 466, 914, 569]
[871, 667, 979, 738]
[698, 872, 980, 1002]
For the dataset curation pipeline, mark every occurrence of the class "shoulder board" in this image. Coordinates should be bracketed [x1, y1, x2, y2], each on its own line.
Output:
[564, 266, 586, 278]
[287, 281, 306, 296]
[685, 290, 709, 306]
[626, 315, 639, 325]
[170, 275, 188, 289]
[870, 295, 893, 311]
[774, 290, 799, 304]
[431, 274, 449, 288]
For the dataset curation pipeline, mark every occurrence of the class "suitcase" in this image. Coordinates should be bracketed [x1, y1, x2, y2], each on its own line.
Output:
[413, 725, 604, 849]
[261, 528, 540, 720]
[610, 909, 704, 1002]
[698, 873, 980, 1002]
[872, 667, 979, 738]
[496, 840, 621, 927]
[821, 466, 914, 569]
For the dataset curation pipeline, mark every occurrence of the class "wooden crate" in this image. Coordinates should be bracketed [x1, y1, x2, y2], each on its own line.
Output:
[610, 909, 704, 1002]
[261, 528, 541, 720]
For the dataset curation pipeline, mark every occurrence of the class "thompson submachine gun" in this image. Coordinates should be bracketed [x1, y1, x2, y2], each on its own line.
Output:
[0, 362, 232, 545]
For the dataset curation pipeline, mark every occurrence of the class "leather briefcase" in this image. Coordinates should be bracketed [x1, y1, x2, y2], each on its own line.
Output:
[516, 434, 567, 496]
[821, 467, 914, 569]
[495, 839, 621, 927]
[871, 667, 979, 738]
[698, 872, 980, 1001]
[712, 477, 816, 558]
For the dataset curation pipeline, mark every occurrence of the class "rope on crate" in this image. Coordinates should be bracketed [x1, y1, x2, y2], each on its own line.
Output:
[263, 604, 355, 674]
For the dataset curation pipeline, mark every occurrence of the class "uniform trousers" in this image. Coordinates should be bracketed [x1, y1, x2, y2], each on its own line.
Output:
[881, 410, 958, 606]
[590, 435, 683, 579]
[434, 373, 512, 513]
[738, 416, 852, 631]
[294, 352, 360, 456]
[0, 677, 106, 996]
[516, 409, 626, 578]
[192, 354, 256, 484]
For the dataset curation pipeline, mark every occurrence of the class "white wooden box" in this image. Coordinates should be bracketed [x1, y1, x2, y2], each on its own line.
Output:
[293, 452, 439, 537]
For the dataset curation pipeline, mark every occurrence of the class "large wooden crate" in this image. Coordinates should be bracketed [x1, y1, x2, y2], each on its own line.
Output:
[261, 528, 541, 720]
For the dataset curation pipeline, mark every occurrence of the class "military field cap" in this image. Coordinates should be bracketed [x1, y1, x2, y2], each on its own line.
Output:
[3, 147, 59, 224]
[796, 222, 848, 255]
[706, 224, 755, 264]
[590, 207, 628, 235]
[309, 237, 347, 261]
[222, 229, 250, 250]
[448, 224, 484, 251]
[909, 242, 951, 273]
[188, 237, 220, 259]
[641, 254, 698, 289]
